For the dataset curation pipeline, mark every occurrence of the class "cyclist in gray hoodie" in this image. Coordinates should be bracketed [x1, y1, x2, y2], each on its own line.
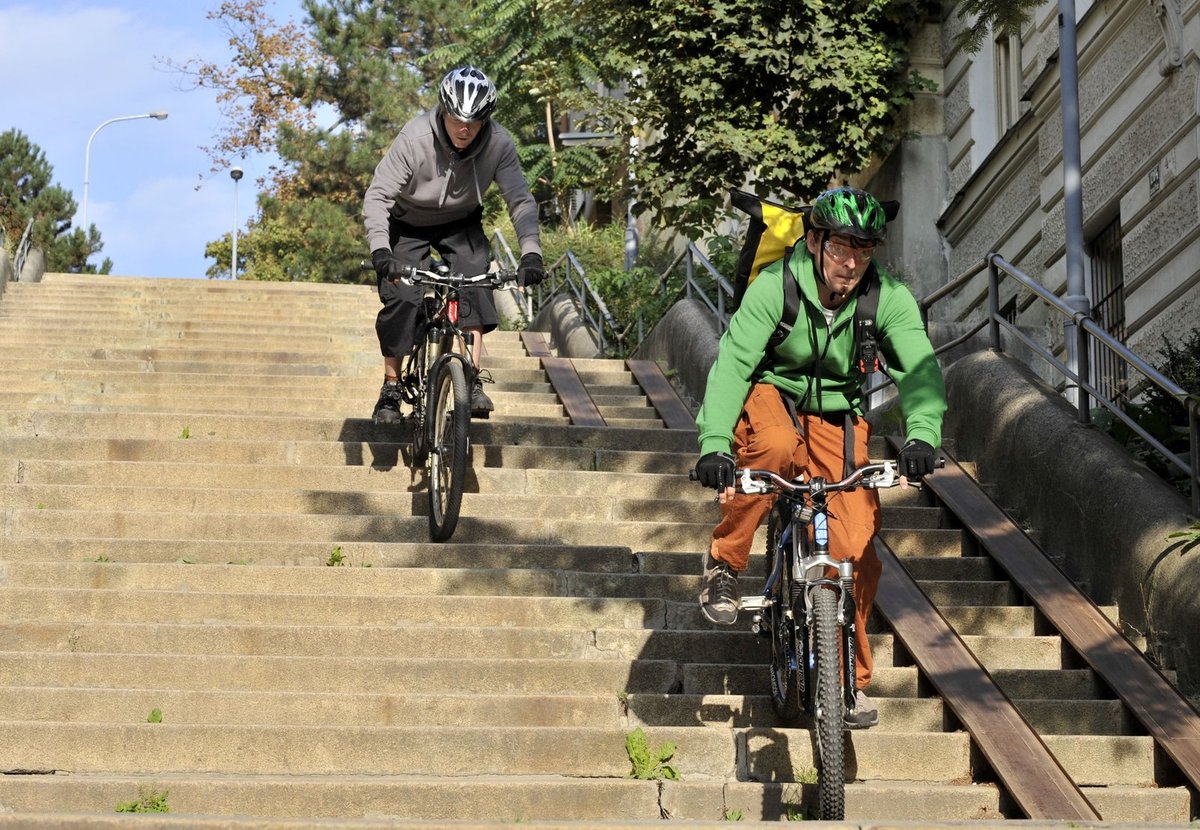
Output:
[364, 66, 544, 422]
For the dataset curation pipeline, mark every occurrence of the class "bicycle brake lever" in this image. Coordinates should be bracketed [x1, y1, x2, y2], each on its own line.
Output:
[869, 461, 897, 489]
[739, 468, 768, 495]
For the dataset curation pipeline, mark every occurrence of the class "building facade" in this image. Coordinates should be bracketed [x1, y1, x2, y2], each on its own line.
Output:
[872, 0, 1198, 393]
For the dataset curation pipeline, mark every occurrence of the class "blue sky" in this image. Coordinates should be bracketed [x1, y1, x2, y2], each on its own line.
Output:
[1, 0, 310, 279]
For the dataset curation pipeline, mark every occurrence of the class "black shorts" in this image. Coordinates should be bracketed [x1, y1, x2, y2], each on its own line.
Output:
[375, 207, 499, 358]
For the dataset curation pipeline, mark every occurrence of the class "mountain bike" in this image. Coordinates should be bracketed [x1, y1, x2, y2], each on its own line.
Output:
[734, 459, 935, 820]
[384, 263, 516, 542]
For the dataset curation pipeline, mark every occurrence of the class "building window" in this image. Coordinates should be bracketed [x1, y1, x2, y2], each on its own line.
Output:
[994, 33, 1022, 138]
[1087, 218, 1127, 404]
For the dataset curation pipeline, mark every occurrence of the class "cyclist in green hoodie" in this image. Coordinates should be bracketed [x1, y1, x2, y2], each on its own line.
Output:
[692, 186, 946, 728]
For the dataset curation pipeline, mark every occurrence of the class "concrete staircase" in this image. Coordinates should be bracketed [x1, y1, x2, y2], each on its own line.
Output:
[0, 273, 1191, 826]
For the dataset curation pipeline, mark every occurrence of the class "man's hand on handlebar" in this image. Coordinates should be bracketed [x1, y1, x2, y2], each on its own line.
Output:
[518, 252, 545, 288]
[897, 439, 937, 481]
[371, 248, 394, 281]
[694, 451, 737, 503]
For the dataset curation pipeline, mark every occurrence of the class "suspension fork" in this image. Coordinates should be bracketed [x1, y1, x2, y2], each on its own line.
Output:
[811, 495, 858, 709]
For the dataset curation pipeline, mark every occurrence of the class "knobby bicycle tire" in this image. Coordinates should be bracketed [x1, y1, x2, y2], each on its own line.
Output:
[426, 358, 470, 541]
[812, 584, 846, 820]
[766, 505, 802, 722]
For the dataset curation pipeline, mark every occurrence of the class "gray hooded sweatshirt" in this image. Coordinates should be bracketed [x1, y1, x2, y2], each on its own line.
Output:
[363, 107, 541, 258]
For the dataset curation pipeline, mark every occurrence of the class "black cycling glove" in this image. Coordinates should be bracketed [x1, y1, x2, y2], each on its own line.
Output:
[371, 248, 394, 281]
[694, 451, 736, 490]
[897, 439, 936, 479]
[518, 252, 545, 287]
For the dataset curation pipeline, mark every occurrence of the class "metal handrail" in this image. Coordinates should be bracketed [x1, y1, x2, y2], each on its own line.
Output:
[489, 230, 529, 326]
[13, 218, 33, 279]
[982, 253, 1197, 513]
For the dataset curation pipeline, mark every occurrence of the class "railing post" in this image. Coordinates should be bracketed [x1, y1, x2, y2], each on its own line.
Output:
[1190, 398, 1200, 516]
[987, 256, 1002, 350]
[1074, 317, 1091, 424]
[685, 250, 695, 300]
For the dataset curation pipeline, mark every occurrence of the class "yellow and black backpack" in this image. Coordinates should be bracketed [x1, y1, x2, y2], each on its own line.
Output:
[728, 189, 898, 374]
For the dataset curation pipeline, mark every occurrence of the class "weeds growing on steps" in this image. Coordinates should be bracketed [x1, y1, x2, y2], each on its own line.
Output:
[146, 709, 162, 723]
[115, 786, 169, 813]
[624, 727, 679, 780]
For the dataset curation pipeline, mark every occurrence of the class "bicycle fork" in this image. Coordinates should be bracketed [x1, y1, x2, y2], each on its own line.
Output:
[813, 510, 860, 713]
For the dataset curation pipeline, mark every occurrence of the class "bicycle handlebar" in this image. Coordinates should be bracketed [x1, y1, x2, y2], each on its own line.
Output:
[392, 265, 518, 289]
[357, 260, 518, 289]
[733, 458, 946, 496]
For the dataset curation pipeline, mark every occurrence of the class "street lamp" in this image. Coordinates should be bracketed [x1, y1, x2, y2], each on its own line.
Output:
[229, 167, 244, 279]
[81, 111, 169, 235]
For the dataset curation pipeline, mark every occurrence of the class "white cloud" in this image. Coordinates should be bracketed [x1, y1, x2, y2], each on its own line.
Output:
[1, 1, 302, 278]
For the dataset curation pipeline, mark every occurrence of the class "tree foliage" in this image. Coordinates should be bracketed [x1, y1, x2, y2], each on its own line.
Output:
[950, 0, 1044, 54]
[182, 0, 1045, 279]
[157, 0, 322, 183]
[563, 0, 942, 233]
[428, 0, 632, 224]
[0, 129, 110, 274]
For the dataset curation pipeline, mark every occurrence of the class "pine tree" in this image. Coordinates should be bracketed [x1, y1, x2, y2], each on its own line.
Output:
[0, 129, 111, 274]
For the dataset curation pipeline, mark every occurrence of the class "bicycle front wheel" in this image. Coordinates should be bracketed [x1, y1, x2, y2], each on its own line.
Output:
[766, 505, 802, 722]
[426, 358, 471, 541]
[811, 584, 846, 820]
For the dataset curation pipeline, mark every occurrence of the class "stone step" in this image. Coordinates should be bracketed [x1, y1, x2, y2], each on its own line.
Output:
[0, 411, 700, 452]
[0, 618, 885, 666]
[0, 652, 679, 695]
[0, 393, 571, 421]
[3, 509, 721, 552]
[0, 538, 639, 570]
[0, 721, 970, 782]
[0, 776, 1018, 824]
[0, 686, 621, 727]
[0, 435, 695, 475]
[0, 588, 670, 629]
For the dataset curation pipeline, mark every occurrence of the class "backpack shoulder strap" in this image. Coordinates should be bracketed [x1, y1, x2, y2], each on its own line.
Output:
[854, 265, 881, 374]
[766, 246, 801, 350]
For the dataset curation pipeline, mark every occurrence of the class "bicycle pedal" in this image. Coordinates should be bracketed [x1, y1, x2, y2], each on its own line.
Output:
[740, 596, 769, 613]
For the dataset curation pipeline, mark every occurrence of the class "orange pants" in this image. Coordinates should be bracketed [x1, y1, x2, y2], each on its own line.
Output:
[710, 383, 882, 689]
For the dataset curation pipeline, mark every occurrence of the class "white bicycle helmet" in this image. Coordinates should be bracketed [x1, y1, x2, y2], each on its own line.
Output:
[438, 66, 498, 123]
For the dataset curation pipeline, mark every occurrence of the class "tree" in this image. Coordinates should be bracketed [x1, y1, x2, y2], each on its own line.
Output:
[537, 0, 1045, 234]
[174, 0, 468, 282]
[428, 0, 632, 227]
[0, 129, 111, 273]
[558, 0, 940, 233]
[157, 0, 322, 182]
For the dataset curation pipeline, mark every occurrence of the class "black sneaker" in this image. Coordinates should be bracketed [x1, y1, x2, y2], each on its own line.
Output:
[373, 380, 404, 424]
[470, 375, 494, 418]
[844, 688, 879, 729]
[699, 552, 739, 625]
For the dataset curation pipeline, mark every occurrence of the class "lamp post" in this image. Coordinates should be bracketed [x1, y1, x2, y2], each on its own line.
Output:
[229, 167, 244, 279]
[81, 111, 168, 235]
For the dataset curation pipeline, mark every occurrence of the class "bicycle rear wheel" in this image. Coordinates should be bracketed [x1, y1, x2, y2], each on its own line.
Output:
[766, 505, 802, 722]
[811, 584, 846, 820]
[426, 358, 470, 541]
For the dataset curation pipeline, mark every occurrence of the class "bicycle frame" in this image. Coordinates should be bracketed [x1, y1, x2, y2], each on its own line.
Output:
[386, 264, 516, 541]
[756, 486, 860, 714]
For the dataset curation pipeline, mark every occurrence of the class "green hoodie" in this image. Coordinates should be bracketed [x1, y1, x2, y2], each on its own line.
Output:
[696, 244, 946, 456]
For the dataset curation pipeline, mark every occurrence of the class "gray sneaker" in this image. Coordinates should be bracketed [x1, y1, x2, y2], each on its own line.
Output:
[699, 552, 739, 625]
[844, 688, 879, 729]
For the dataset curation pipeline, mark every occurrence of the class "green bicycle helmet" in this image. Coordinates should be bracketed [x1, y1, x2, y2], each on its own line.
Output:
[809, 186, 888, 244]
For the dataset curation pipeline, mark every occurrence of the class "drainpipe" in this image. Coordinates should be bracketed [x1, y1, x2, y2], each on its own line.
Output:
[1058, 0, 1091, 422]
